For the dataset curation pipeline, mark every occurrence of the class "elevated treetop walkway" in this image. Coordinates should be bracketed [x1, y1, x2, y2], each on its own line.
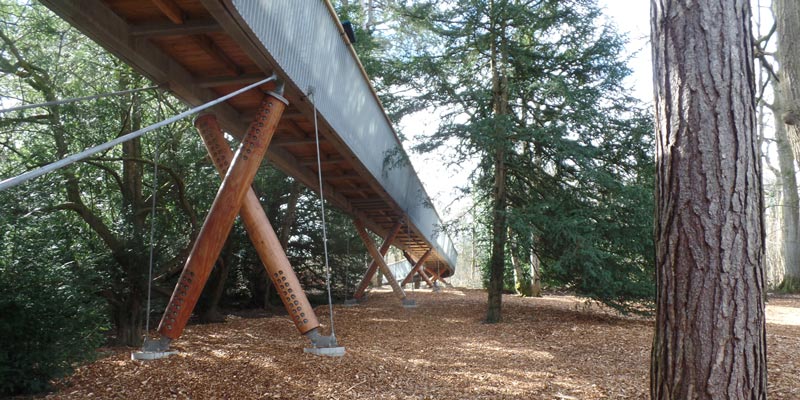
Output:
[41, 0, 457, 275]
[38, 0, 458, 356]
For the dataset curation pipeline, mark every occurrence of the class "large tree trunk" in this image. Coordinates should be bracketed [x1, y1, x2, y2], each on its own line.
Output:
[112, 291, 143, 347]
[650, 0, 767, 398]
[510, 249, 530, 296]
[774, 0, 800, 290]
[485, 3, 509, 323]
[486, 152, 506, 323]
[529, 246, 542, 297]
[773, 88, 800, 291]
[508, 229, 531, 296]
[115, 83, 149, 346]
[198, 259, 231, 323]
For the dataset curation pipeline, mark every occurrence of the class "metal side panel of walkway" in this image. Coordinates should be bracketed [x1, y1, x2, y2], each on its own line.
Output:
[40, 0, 457, 276]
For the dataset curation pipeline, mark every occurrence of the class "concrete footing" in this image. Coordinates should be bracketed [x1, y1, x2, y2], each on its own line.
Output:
[131, 350, 178, 361]
[401, 298, 417, 308]
[304, 346, 346, 357]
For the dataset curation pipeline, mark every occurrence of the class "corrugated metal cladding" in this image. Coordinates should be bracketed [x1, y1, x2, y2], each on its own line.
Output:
[231, 0, 457, 270]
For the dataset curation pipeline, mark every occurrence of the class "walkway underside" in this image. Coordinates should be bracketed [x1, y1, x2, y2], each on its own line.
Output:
[41, 0, 457, 346]
[42, 0, 455, 271]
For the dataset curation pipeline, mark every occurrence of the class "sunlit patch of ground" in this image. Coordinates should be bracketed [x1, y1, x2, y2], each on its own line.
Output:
[46, 289, 799, 399]
[767, 295, 800, 326]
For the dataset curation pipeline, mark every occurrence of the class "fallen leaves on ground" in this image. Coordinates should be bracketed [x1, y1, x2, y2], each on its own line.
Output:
[45, 289, 799, 399]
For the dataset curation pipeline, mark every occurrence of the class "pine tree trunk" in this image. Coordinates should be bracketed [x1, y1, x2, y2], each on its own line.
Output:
[529, 247, 542, 297]
[508, 231, 531, 296]
[111, 280, 143, 346]
[773, 89, 800, 291]
[374, 268, 383, 287]
[119, 87, 148, 345]
[650, 0, 767, 397]
[199, 257, 231, 323]
[485, 4, 509, 323]
[486, 154, 506, 323]
[774, 0, 800, 290]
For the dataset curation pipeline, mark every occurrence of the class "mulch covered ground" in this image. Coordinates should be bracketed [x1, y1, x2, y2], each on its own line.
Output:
[46, 289, 799, 399]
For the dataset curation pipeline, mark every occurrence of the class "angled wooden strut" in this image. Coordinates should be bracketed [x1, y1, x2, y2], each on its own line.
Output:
[353, 219, 407, 301]
[401, 249, 435, 288]
[352, 221, 403, 300]
[194, 113, 319, 335]
[158, 92, 286, 340]
[425, 266, 452, 288]
[403, 251, 435, 289]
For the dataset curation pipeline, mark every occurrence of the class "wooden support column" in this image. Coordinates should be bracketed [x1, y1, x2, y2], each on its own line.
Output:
[401, 249, 434, 287]
[418, 268, 433, 288]
[403, 251, 434, 288]
[194, 113, 319, 335]
[352, 221, 403, 300]
[158, 93, 286, 340]
[353, 219, 407, 300]
[403, 252, 434, 289]
[425, 268, 439, 282]
[425, 267, 452, 288]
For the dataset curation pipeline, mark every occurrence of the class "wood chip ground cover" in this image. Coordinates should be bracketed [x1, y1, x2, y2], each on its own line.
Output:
[44, 289, 799, 399]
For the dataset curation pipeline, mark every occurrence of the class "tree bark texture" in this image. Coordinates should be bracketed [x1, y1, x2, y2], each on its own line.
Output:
[773, 89, 800, 290]
[509, 240, 531, 297]
[650, 1, 767, 398]
[774, 0, 800, 289]
[198, 247, 233, 323]
[486, 2, 509, 323]
[529, 247, 542, 297]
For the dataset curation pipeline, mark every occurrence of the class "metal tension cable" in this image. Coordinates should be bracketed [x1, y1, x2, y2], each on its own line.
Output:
[0, 75, 276, 192]
[310, 87, 338, 341]
[0, 84, 162, 115]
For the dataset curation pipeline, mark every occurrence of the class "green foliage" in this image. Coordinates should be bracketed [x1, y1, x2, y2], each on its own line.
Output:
[508, 111, 656, 311]
[0, 1, 212, 345]
[0, 204, 107, 396]
[0, 265, 106, 396]
[778, 276, 800, 293]
[285, 190, 369, 299]
[381, 0, 656, 311]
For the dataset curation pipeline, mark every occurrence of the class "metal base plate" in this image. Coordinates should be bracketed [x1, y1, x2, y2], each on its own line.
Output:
[402, 298, 417, 308]
[304, 346, 346, 357]
[131, 350, 178, 361]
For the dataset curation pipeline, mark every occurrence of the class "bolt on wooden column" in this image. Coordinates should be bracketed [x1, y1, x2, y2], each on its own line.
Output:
[353, 219, 407, 300]
[401, 249, 434, 288]
[352, 221, 403, 300]
[193, 113, 319, 335]
[158, 93, 286, 340]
